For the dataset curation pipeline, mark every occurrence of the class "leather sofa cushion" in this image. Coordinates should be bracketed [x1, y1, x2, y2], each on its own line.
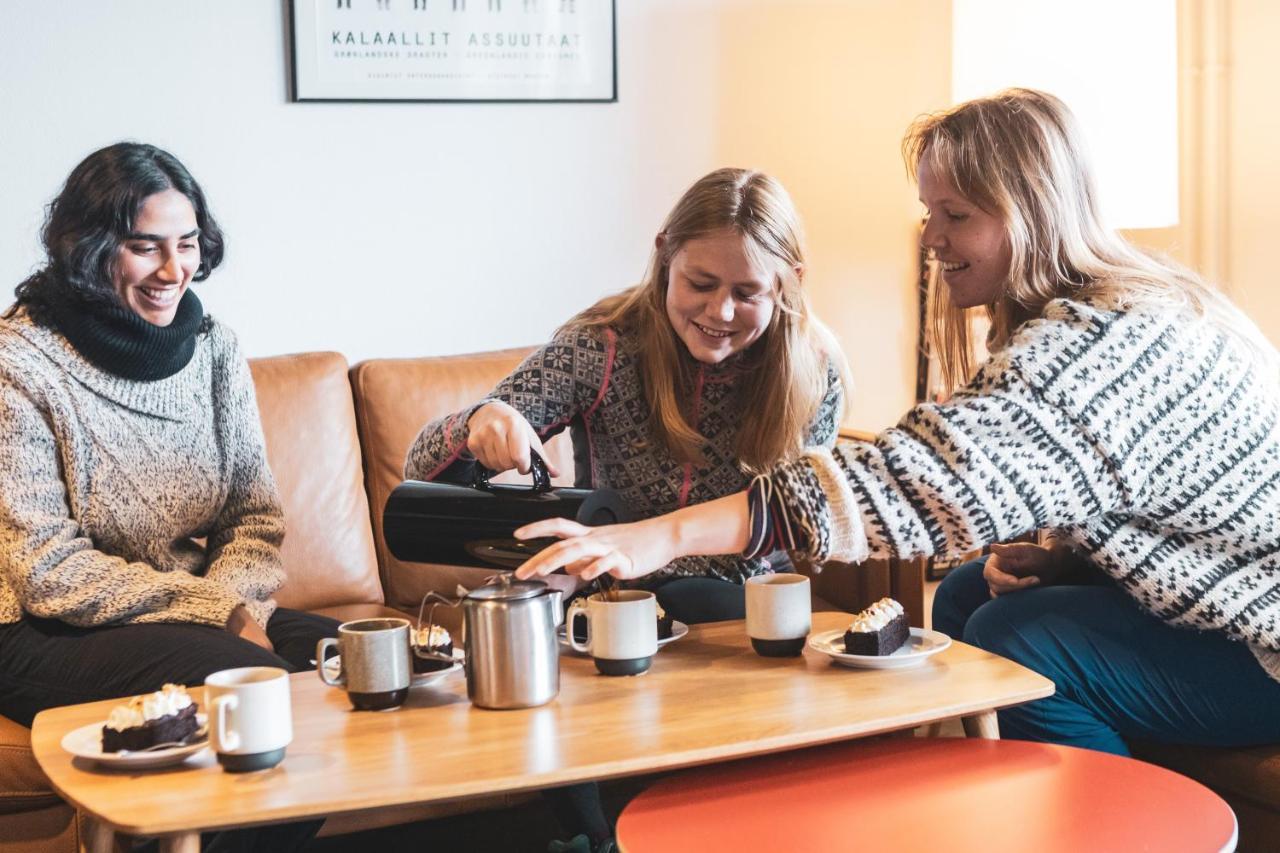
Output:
[0, 714, 56, 815]
[1130, 740, 1280, 812]
[250, 352, 383, 611]
[350, 349, 577, 611]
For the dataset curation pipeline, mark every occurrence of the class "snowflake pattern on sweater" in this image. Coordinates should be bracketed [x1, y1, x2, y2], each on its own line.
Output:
[773, 298, 1280, 680]
[405, 324, 844, 585]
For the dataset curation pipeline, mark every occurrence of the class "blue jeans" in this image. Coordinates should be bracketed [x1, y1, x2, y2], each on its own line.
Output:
[933, 558, 1280, 755]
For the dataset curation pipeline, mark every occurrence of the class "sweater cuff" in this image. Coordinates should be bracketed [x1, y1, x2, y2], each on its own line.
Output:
[773, 447, 867, 564]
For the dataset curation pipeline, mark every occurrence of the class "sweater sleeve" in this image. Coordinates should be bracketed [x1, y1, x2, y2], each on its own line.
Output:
[771, 363, 1128, 564]
[0, 378, 243, 628]
[804, 358, 845, 449]
[405, 325, 614, 482]
[202, 326, 286, 628]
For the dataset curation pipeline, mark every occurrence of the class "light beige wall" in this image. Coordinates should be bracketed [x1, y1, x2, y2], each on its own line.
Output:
[706, 0, 951, 431]
[1225, 0, 1280, 344]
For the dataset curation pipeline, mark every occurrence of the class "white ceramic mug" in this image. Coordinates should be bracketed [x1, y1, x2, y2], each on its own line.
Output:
[568, 590, 658, 676]
[204, 666, 293, 772]
[745, 573, 812, 657]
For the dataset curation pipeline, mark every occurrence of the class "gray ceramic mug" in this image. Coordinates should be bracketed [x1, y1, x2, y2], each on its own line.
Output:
[317, 617, 412, 711]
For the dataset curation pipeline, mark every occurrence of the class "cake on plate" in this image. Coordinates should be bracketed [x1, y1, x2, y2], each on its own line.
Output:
[412, 624, 454, 673]
[656, 602, 674, 640]
[101, 683, 200, 753]
[842, 597, 909, 656]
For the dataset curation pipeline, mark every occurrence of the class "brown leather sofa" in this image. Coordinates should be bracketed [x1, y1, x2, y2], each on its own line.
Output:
[0, 347, 920, 850]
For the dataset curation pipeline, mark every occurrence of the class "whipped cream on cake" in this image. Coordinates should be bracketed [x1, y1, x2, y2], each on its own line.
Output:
[414, 624, 451, 649]
[847, 598, 905, 633]
[105, 683, 193, 732]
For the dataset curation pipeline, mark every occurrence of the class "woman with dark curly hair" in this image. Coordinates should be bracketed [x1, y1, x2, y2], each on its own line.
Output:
[0, 143, 337, 852]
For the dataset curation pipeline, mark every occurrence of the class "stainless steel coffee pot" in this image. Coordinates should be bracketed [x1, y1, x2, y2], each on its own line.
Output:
[462, 577, 563, 710]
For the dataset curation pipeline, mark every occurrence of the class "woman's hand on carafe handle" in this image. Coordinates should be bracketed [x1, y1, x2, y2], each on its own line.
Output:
[466, 401, 559, 477]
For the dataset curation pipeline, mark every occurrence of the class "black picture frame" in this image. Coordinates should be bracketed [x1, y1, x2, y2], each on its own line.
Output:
[288, 0, 617, 104]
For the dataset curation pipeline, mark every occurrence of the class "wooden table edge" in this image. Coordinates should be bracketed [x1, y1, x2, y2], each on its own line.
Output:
[36, 677, 1053, 838]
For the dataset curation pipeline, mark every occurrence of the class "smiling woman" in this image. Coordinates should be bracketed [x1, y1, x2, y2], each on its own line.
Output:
[404, 167, 850, 850]
[0, 142, 337, 852]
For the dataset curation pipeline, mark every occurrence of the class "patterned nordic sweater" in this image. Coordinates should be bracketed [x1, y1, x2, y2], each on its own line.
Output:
[0, 310, 285, 629]
[406, 324, 844, 585]
[773, 297, 1280, 681]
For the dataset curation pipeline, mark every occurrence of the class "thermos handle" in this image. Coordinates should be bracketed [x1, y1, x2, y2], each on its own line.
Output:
[473, 449, 553, 493]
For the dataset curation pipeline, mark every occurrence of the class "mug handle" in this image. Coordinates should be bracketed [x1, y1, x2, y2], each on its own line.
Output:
[211, 694, 241, 753]
[316, 637, 344, 686]
[567, 599, 591, 654]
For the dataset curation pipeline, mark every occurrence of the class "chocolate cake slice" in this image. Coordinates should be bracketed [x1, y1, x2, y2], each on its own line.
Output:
[412, 624, 454, 673]
[656, 602, 674, 641]
[101, 684, 200, 753]
[842, 598, 909, 656]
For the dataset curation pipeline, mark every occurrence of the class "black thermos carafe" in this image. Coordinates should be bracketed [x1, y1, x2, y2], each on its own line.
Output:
[383, 452, 631, 570]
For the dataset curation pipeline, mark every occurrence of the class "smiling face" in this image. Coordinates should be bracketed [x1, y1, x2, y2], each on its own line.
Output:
[663, 228, 780, 365]
[112, 189, 200, 326]
[917, 158, 1012, 309]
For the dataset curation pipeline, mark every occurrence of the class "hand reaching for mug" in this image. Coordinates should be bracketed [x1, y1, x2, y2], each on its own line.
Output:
[982, 541, 1061, 597]
[466, 401, 560, 477]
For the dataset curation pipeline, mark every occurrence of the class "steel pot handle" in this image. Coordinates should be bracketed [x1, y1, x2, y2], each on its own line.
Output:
[473, 449, 553, 493]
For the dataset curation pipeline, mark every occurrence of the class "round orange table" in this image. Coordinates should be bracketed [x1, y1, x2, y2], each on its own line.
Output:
[616, 738, 1237, 853]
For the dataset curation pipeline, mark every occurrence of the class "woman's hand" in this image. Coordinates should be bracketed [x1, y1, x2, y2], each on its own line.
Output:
[513, 492, 753, 581]
[513, 517, 680, 581]
[466, 401, 559, 476]
[983, 541, 1056, 597]
[226, 604, 274, 652]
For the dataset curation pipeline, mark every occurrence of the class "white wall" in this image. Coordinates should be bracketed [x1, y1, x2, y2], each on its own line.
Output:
[1, 0, 946, 430]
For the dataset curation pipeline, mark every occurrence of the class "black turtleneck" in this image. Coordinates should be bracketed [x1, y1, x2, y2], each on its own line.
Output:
[49, 289, 204, 381]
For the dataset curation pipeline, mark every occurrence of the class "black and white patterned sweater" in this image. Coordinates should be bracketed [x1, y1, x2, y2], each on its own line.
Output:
[774, 297, 1280, 680]
[406, 324, 844, 585]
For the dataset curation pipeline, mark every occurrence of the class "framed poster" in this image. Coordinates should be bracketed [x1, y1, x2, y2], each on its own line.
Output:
[289, 0, 616, 103]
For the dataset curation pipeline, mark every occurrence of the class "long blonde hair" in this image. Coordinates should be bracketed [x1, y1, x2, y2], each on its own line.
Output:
[567, 168, 847, 474]
[903, 87, 1274, 388]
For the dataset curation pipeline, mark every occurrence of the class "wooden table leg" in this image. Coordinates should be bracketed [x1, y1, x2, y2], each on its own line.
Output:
[84, 815, 116, 853]
[961, 710, 1000, 739]
[159, 832, 201, 853]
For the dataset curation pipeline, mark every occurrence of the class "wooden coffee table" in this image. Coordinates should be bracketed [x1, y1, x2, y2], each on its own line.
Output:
[30, 612, 1053, 852]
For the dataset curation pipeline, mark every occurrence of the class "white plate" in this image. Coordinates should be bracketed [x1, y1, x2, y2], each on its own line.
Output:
[322, 650, 463, 688]
[61, 713, 209, 769]
[808, 627, 951, 670]
[557, 620, 689, 656]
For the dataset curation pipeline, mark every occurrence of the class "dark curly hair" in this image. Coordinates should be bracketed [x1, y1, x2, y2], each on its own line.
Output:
[10, 142, 224, 330]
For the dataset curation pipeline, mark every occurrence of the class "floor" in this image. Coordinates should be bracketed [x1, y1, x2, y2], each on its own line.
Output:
[310, 580, 949, 852]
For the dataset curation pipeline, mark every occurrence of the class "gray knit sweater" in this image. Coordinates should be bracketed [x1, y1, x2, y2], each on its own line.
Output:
[0, 309, 284, 629]
[773, 297, 1280, 680]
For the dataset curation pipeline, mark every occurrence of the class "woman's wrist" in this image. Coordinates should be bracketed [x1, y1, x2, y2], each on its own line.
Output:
[669, 492, 750, 559]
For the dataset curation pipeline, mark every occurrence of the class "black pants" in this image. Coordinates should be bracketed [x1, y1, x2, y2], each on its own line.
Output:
[0, 608, 340, 853]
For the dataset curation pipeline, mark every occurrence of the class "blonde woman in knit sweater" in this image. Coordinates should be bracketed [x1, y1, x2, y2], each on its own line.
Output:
[515, 89, 1280, 756]
[0, 144, 336, 851]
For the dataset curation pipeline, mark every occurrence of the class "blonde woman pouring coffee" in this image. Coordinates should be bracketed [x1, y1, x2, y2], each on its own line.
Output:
[405, 167, 848, 853]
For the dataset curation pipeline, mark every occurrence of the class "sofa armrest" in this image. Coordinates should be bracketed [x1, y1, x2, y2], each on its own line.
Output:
[795, 555, 926, 627]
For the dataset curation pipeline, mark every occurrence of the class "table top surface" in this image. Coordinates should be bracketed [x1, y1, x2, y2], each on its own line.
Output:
[31, 612, 1053, 837]
[616, 737, 1238, 853]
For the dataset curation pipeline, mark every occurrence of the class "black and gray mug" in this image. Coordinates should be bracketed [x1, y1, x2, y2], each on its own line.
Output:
[317, 617, 412, 711]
